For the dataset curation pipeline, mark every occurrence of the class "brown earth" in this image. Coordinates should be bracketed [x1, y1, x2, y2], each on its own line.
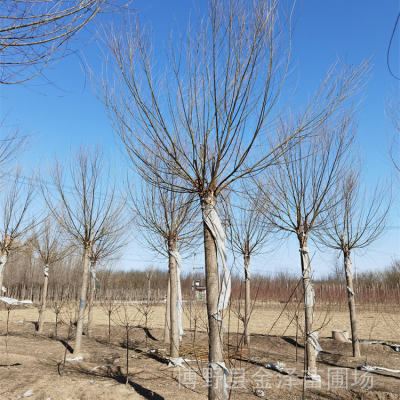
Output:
[0, 303, 399, 400]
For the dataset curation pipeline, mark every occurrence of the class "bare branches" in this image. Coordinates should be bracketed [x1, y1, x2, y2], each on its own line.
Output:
[27, 216, 72, 266]
[92, 0, 370, 198]
[40, 144, 127, 249]
[0, 165, 35, 255]
[258, 111, 358, 239]
[318, 170, 391, 253]
[128, 170, 201, 258]
[0, 0, 130, 84]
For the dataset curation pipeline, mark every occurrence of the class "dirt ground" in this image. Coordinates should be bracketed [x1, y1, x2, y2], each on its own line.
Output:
[0, 303, 399, 400]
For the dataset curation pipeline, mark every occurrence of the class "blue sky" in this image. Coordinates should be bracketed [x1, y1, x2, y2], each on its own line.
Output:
[0, 0, 399, 278]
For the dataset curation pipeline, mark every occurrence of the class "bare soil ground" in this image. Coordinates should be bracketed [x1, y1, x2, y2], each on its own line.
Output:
[0, 304, 399, 400]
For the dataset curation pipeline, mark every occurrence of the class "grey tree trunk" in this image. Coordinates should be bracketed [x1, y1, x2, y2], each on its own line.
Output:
[38, 273, 49, 334]
[203, 197, 224, 400]
[0, 252, 8, 294]
[73, 244, 91, 358]
[87, 265, 95, 338]
[298, 235, 317, 377]
[169, 241, 179, 359]
[164, 272, 171, 343]
[344, 251, 361, 357]
[244, 255, 251, 348]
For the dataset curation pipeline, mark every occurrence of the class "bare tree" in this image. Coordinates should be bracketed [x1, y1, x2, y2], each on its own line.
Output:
[27, 216, 72, 334]
[129, 172, 200, 365]
[222, 188, 271, 348]
[92, 1, 369, 397]
[256, 113, 357, 378]
[318, 169, 391, 357]
[0, 166, 35, 293]
[40, 144, 126, 358]
[0, 0, 131, 84]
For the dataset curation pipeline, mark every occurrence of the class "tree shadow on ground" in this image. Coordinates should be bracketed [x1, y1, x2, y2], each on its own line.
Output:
[66, 363, 165, 399]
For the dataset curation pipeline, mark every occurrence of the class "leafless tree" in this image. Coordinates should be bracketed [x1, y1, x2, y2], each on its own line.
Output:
[27, 216, 72, 334]
[111, 302, 142, 385]
[222, 188, 271, 348]
[256, 112, 357, 377]
[0, 166, 35, 293]
[129, 171, 200, 363]
[40, 144, 126, 358]
[92, 1, 369, 397]
[0, 0, 131, 84]
[318, 169, 391, 357]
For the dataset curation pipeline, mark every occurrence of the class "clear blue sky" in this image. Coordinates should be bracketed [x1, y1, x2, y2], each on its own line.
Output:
[0, 0, 399, 278]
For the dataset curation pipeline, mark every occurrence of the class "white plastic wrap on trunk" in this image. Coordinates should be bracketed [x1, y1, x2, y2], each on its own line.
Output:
[208, 361, 230, 398]
[345, 257, 353, 278]
[89, 263, 98, 289]
[308, 331, 323, 357]
[347, 286, 355, 304]
[361, 364, 400, 374]
[202, 202, 231, 321]
[44, 265, 49, 277]
[169, 250, 184, 340]
[300, 247, 314, 308]
[244, 257, 250, 281]
[1, 286, 6, 293]
[168, 357, 185, 368]
[0, 254, 8, 276]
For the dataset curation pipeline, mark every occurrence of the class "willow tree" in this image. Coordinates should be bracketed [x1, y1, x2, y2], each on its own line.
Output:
[28, 217, 71, 334]
[0, 166, 35, 293]
[256, 112, 357, 379]
[318, 170, 391, 357]
[40, 144, 126, 358]
[0, 0, 131, 84]
[92, 0, 369, 396]
[129, 172, 200, 365]
[222, 189, 270, 348]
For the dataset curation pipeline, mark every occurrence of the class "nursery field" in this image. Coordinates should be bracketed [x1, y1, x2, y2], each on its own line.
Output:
[1, 303, 399, 400]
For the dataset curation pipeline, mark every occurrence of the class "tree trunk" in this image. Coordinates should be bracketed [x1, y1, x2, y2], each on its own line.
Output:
[87, 261, 96, 338]
[344, 250, 361, 357]
[164, 272, 171, 343]
[244, 255, 251, 348]
[38, 271, 49, 334]
[87, 274, 94, 337]
[0, 252, 8, 295]
[169, 241, 179, 359]
[73, 244, 91, 358]
[202, 197, 224, 400]
[298, 235, 317, 377]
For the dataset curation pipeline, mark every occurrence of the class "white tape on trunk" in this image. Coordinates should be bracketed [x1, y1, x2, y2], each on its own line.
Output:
[0, 254, 8, 276]
[208, 361, 230, 398]
[244, 256, 250, 281]
[169, 250, 184, 340]
[89, 263, 98, 289]
[202, 202, 231, 321]
[44, 265, 49, 277]
[345, 257, 353, 278]
[308, 331, 323, 357]
[300, 247, 314, 308]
